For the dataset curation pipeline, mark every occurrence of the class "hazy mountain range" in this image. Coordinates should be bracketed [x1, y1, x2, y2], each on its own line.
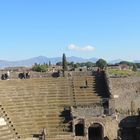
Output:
[0, 56, 97, 68]
[0, 56, 139, 68]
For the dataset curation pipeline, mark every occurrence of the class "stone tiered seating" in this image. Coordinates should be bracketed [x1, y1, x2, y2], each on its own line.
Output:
[0, 125, 15, 140]
[0, 74, 109, 140]
[0, 111, 15, 140]
[0, 78, 72, 139]
[72, 76, 102, 105]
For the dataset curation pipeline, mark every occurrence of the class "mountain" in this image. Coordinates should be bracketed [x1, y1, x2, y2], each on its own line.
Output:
[67, 56, 98, 63]
[109, 59, 124, 64]
[0, 56, 48, 68]
[134, 60, 140, 63]
[0, 56, 138, 68]
[0, 56, 98, 68]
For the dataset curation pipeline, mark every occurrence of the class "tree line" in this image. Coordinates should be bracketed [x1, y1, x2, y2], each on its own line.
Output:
[31, 53, 139, 72]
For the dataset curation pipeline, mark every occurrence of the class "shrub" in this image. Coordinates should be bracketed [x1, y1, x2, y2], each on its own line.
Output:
[32, 63, 48, 72]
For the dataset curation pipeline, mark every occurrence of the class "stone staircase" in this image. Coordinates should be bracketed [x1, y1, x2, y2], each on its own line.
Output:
[0, 78, 73, 139]
[72, 76, 102, 106]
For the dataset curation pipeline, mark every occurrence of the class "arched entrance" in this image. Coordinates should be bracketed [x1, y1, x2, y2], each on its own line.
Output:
[75, 123, 84, 136]
[88, 123, 103, 140]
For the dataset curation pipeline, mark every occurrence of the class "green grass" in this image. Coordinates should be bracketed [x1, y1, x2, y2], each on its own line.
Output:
[107, 69, 140, 77]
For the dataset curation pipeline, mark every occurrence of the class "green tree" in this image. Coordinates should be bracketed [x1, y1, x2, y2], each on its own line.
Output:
[32, 63, 48, 72]
[74, 63, 80, 68]
[132, 64, 137, 71]
[49, 61, 51, 66]
[85, 62, 95, 68]
[62, 53, 68, 71]
[56, 62, 62, 66]
[96, 59, 107, 69]
[135, 63, 140, 68]
[67, 62, 74, 70]
[68, 61, 74, 67]
[119, 61, 133, 66]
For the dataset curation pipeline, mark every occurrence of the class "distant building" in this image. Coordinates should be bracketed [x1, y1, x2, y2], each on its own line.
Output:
[119, 64, 133, 70]
[108, 64, 133, 70]
[108, 64, 120, 70]
[48, 65, 62, 72]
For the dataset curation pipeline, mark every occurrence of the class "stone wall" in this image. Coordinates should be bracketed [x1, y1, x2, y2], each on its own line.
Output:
[85, 116, 118, 140]
[72, 106, 104, 118]
[110, 77, 140, 113]
[0, 70, 93, 79]
[0, 71, 56, 79]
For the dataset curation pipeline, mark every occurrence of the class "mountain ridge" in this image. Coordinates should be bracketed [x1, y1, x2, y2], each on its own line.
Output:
[0, 56, 98, 68]
[0, 56, 138, 68]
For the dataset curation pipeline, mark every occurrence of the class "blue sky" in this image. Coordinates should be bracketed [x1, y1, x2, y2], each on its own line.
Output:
[0, 0, 140, 61]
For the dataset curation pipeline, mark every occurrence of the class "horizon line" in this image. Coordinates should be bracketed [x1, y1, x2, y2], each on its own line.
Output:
[0, 55, 138, 63]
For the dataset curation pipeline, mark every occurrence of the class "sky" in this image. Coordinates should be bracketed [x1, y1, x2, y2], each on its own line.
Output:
[0, 0, 140, 61]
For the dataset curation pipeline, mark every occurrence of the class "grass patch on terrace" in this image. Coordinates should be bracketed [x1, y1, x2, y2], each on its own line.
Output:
[107, 69, 140, 77]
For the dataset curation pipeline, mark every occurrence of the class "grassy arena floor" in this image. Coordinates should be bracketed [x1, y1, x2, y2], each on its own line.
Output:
[108, 69, 140, 77]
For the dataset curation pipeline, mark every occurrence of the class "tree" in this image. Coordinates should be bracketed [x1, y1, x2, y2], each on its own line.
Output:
[49, 61, 51, 66]
[32, 63, 48, 72]
[56, 62, 62, 66]
[62, 53, 68, 71]
[132, 64, 137, 71]
[74, 63, 80, 68]
[68, 61, 74, 67]
[67, 62, 74, 70]
[135, 63, 140, 68]
[85, 62, 95, 68]
[119, 61, 133, 66]
[96, 59, 107, 69]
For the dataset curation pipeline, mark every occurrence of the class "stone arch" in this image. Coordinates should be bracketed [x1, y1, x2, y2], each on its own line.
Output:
[88, 123, 104, 140]
[74, 118, 85, 136]
[86, 121, 105, 136]
[119, 116, 138, 140]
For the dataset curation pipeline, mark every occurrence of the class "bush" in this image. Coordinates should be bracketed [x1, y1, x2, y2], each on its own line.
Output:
[32, 63, 48, 72]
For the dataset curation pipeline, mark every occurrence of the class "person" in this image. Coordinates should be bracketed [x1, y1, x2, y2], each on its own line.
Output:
[23, 71, 26, 79]
[6, 71, 10, 80]
[1, 74, 5, 80]
[40, 128, 46, 140]
[85, 80, 88, 87]
[85, 79, 88, 88]
[4, 73, 8, 80]
[18, 72, 25, 79]
[26, 72, 30, 79]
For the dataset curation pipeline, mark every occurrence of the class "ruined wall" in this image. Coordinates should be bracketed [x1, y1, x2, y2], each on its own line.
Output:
[85, 116, 118, 140]
[104, 117, 118, 140]
[110, 77, 140, 113]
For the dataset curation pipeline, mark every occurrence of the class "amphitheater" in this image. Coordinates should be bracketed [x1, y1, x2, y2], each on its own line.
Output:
[0, 70, 140, 140]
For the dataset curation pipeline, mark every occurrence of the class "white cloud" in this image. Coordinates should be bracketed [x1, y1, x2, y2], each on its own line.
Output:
[68, 44, 95, 52]
[68, 44, 79, 51]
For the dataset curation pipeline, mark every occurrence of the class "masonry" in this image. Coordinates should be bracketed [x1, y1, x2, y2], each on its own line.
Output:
[0, 71, 120, 140]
